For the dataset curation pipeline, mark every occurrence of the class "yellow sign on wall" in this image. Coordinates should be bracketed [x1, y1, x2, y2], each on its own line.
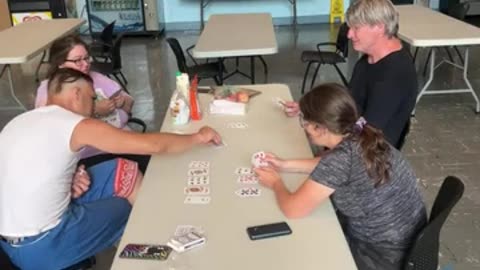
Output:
[11, 12, 53, 26]
[330, 0, 344, 24]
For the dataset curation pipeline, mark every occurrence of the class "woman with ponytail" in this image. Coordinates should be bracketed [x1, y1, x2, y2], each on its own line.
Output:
[255, 83, 426, 270]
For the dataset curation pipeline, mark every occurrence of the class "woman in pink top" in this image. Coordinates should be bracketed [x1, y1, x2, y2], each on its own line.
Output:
[35, 34, 150, 173]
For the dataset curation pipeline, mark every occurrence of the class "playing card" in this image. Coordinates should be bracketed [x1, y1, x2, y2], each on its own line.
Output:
[251, 151, 268, 168]
[174, 225, 205, 237]
[234, 167, 255, 175]
[184, 186, 210, 195]
[237, 175, 259, 184]
[213, 140, 227, 149]
[189, 161, 210, 169]
[184, 196, 211, 204]
[273, 97, 286, 109]
[235, 187, 261, 198]
[227, 122, 248, 129]
[187, 176, 210, 186]
[188, 168, 209, 177]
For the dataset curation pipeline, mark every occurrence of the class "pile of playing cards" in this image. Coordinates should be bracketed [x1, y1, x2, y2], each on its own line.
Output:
[234, 167, 261, 198]
[167, 228, 206, 253]
[185, 161, 211, 205]
[226, 122, 248, 129]
[251, 151, 268, 168]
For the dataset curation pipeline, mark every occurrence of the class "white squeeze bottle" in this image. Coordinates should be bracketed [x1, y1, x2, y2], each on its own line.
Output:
[176, 71, 190, 103]
[169, 72, 190, 125]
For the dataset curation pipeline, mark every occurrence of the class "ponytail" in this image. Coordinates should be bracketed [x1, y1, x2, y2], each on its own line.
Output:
[353, 124, 391, 187]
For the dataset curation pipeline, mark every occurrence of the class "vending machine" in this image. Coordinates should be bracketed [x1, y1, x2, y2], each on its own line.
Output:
[85, 0, 162, 35]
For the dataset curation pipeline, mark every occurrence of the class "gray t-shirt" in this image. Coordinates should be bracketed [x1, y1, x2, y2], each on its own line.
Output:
[310, 139, 426, 249]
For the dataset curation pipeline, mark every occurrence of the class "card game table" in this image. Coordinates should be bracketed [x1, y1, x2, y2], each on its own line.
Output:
[111, 84, 357, 270]
[396, 5, 480, 114]
[0, 18, 85, 111]
[192, 13, 278, 84]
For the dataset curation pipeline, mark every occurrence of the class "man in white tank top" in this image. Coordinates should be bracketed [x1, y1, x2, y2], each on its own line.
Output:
[0, 68, 222, 270]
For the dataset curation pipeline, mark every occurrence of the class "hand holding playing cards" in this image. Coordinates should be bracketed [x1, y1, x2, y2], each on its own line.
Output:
[254, 166, 282, 189]
[283, 101, 300, 117]
[112, 94, 126, 109]
[264, 152, 287, 171]
[95, 99, 116, 116]
[196, 126, 222, 145]
[71, 165, 91, 199]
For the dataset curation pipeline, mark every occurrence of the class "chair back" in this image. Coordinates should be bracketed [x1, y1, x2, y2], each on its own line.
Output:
[111, 33, 124, 71]
[336, 23, 349, 58]
[99, 20, 116, 53]
[448, 2, 470, 21]
[403, 176, 464, 270]
[166, 38, 189, 73]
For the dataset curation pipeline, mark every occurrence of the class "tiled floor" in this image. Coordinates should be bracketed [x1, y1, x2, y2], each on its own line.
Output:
[1, 23, 479, 269]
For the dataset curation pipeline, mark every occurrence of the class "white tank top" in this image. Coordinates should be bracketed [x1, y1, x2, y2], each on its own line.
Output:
[0, 105, 84, 237]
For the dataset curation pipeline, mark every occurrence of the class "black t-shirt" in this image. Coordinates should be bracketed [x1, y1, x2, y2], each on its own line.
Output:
[349, 48, 417, 147]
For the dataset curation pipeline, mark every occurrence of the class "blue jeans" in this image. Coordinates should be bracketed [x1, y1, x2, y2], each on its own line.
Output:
[1, 159, 132, 270]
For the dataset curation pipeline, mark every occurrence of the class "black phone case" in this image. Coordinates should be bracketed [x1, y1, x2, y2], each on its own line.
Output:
[247, 222, 292, 240]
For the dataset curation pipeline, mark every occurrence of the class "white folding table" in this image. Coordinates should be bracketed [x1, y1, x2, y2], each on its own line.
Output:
[0, 18, 84, 110]
[110, 84, 357, 270]
[192, 13, 278, 84]
[396, 5, 480, 114]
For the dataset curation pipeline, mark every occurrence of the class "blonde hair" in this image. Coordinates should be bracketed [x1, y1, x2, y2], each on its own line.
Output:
[346, 0, 399, 38]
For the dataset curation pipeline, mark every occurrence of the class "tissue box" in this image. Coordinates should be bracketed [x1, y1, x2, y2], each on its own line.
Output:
[209, 99, 247, 115]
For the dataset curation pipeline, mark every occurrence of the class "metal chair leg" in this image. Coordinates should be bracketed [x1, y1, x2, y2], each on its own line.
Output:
[258, 56, 268, 83]
[453, 46, 464, 64]
[310, 63, 321, 90]
[119, 72, 128, 85]
[301, 62, 313, 94]
[423, 49, 432, 77]
[413, 47, 419, 63]
[333, 64, 348, 87]
[444, 47, 454, 63]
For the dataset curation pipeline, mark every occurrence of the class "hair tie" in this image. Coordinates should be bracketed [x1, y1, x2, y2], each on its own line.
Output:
[353, 116, 367, 133]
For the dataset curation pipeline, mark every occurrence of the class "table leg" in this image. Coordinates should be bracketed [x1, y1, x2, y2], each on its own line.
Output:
[412, 48, 435, 116]
[462, 48, 480, 113]
[218, 58, 224, 85]
[200, 0, 204, 30]
[0, 64, 27, 111]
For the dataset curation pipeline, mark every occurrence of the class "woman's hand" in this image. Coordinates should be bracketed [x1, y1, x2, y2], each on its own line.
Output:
[112, 94, 126, 109]
[94, 99, 116, 116]
[71, 165, 91, 199]
[283, 101, 300, 117]
[264, 152, 287, 171]
[254, 166, 282, 189]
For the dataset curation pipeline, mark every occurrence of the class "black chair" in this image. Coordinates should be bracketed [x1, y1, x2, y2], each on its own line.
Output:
[91, 33, 128, 89]
[90, 21, 116, 60]
[403, 176, 465, 270]
[90, 34, 147, 133]
[300, 23, 349, 94]
[0, 245, 96, 270]
[166, 38, 223, 85]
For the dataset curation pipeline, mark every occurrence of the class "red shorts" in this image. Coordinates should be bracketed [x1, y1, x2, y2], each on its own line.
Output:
[113, 158, 139, 198]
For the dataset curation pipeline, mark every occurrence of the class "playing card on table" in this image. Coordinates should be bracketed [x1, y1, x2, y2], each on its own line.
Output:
[184, 196, 211, 204]
[188, 168, 209, 177]
[234, 167, 255, 175]
[251, 151, 268, 168]
[174, 225, 205, 237]
[187, 176, 210, 186]
[273, 97, 287, 110]
[184, 186, 210, 195]
[235, 187, 261, 198]
[237, 175, 259, 184]
[189, 161, 210, 169]
[227, 122, 248, 129]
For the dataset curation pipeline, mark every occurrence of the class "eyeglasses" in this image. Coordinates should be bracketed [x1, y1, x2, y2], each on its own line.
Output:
[65, 56, 92, 66]
[299, 112, 308, 129]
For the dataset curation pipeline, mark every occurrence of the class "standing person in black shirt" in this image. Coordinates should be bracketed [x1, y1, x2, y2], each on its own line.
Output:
[284, 0, 418, 149]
